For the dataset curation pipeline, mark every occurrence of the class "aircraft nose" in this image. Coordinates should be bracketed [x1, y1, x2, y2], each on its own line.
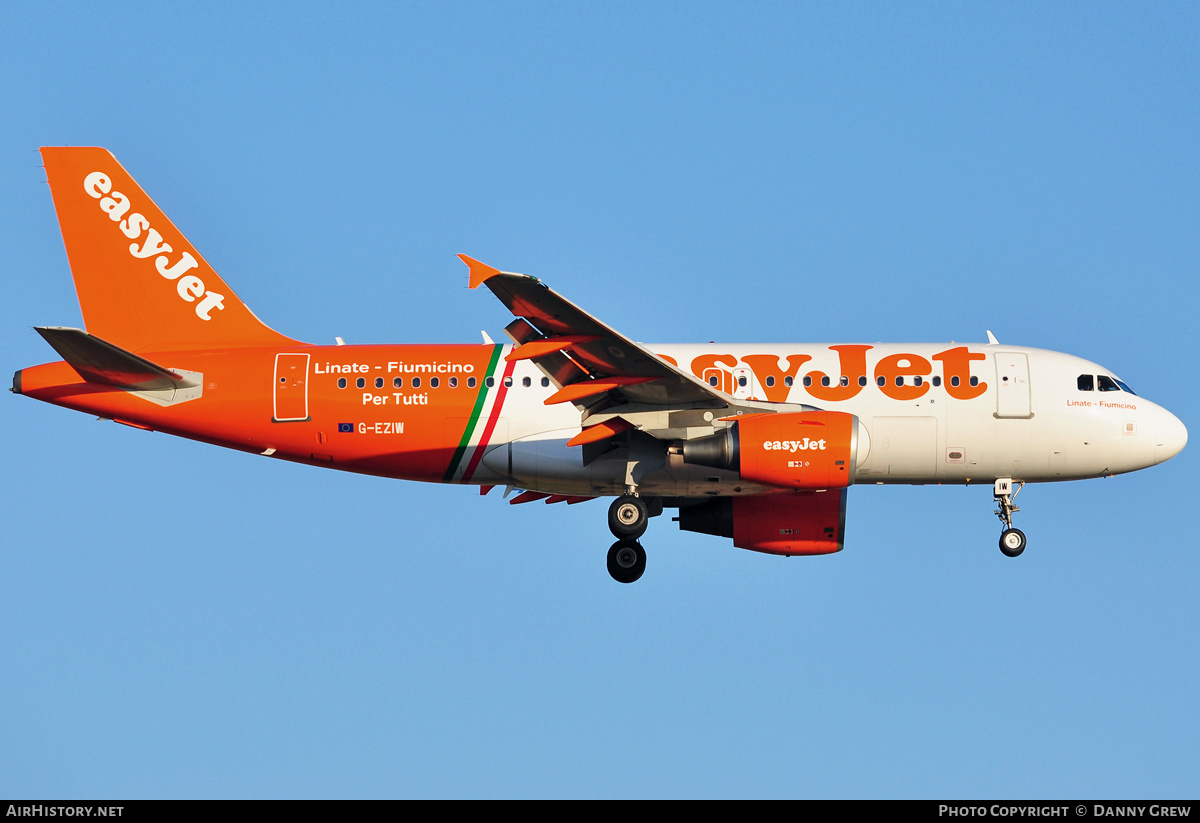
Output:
[1154, 408, 1188, 465]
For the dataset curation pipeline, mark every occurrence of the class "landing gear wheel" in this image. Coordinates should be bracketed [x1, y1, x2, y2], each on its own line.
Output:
[608, 495, 649, 539]
[607, 539, 646, 584]
[999, 528, 1027, 558]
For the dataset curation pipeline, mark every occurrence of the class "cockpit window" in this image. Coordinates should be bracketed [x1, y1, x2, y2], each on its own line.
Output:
[1115, 379, 1137, 396]
[1098, 375, 1121, 392]
[1077, 374, 1094, 392]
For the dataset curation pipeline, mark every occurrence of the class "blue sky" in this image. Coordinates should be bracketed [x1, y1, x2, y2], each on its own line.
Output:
[2, 2, 1197, 798]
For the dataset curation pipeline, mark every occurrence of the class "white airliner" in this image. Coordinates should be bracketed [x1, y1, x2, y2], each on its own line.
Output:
[15, 148, 1190, 582]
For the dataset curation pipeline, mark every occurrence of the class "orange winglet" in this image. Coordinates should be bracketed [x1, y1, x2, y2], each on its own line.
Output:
[505, 335, 601, 362]
[510, 490, 550, 505]
[565, 418, 634, 447]
[458, 254, 502, 289]
[545, 377, 658, 406]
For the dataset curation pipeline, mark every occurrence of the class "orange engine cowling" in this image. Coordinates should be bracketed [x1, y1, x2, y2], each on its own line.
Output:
[677, 490, 848, 555]
[682, 411, 858, 490]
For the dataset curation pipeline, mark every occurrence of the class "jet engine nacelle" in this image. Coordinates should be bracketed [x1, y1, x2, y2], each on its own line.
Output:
[682, 410, 860, 490]
[677, 490, 848, 555]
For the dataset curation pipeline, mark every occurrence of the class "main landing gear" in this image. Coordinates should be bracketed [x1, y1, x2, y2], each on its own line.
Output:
[994, 478, 1027, 557]
[605, 494, 657, 583]
[607, 539, 646, 584]
[609, 495, 649, 539]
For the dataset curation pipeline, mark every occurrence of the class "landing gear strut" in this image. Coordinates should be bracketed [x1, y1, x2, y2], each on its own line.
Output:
[994, 478, 1027, 557]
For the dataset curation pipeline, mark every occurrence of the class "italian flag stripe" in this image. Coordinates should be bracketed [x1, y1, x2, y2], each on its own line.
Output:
[441, 344, 502, 482]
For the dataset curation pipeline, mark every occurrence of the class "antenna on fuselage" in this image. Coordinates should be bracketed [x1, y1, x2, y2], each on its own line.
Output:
[986, 330, 999, 345]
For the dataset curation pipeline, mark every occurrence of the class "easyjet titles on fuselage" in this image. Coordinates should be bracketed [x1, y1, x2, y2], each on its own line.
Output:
[677, 344, 990, 403]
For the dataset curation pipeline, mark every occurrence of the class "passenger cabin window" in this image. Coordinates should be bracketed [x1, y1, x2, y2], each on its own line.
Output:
[820, 376, 830, 387]
[1078, 374, 1094, 391]
[708, 375, 718, 387]
[430, 377, 439, 388]
[858, 376, 868, 387]
[337, 377, 347, 389]
[932, 376, 942, 387]
[1098, 375, 1120, 392]
[969, 376, 979, 387]
[840, 376, 849, 387]
[412, 377, 421, 388]
[356, 377, 365, 389]
[738, 376, 747, 387]
[449, 376, 458, 388]
[950, 376, 960, 387]
[504, 376, 513, 387]
[877, 376, 886, 387]
[784, 376, 794, 387]
[522, 376, 531, 388]
[485, 377, 494, 388]
[765, 376, 776, 387]
[803, 376, 812, 387]
[468, 377, 477, 388]
[375, 377, 384, 389]
[541, 377, 550, 388]
[393, 377, 403, 389]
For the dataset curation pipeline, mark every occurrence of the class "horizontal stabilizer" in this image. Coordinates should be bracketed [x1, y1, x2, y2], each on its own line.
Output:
[34, 326, 197, 390]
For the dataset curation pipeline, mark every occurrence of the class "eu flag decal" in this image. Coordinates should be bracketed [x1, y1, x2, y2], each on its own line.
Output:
[338, 423, 354, 433]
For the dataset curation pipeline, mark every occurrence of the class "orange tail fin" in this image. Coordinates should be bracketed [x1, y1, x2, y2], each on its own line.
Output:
[40, 147, 300, 353]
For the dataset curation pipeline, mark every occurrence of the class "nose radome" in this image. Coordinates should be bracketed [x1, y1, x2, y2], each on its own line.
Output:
[1154, 408, 1188, 465]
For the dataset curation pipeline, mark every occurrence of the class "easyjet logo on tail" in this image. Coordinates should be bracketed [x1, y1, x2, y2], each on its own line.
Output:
[83, 171, 226, 321]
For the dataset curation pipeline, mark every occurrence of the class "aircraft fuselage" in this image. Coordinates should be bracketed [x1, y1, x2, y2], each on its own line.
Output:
[18, 341, 1186, 496]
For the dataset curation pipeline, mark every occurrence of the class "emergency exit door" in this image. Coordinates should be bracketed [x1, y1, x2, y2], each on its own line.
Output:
[994, 351, 1032, 419]
[273, 353, 311, 422]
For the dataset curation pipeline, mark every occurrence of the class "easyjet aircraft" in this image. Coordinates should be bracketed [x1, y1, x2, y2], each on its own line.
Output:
[15, 148, 1189, 582]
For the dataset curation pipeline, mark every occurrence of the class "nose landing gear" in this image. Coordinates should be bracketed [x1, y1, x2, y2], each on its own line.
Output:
[994, 478, 1027, 557]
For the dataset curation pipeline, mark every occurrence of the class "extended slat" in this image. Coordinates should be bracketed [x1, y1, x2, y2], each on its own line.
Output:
[565, 418, 634, 447]
[545, 377, 659, 406]
[505, 335, 601, 362]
